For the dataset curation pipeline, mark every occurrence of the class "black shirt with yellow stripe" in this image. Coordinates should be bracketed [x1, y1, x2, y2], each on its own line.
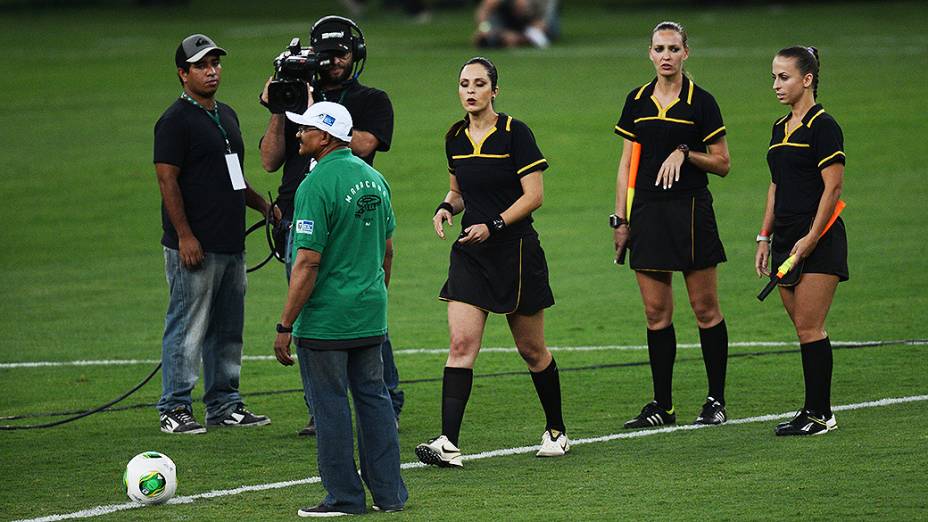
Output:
[766, 104, 845, 218]
[614, 75, 726, 195]
[446, 113, 548, 240]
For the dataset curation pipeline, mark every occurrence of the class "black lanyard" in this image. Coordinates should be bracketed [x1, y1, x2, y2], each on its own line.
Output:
[180, 92, 231, 153]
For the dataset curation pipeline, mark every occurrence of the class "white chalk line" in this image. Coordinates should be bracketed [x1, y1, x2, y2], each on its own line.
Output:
[13, 393, 928, 522]
[2, 339, 926, 369]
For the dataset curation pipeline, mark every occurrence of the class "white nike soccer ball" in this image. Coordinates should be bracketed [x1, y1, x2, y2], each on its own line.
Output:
[124, 451, 177, 505]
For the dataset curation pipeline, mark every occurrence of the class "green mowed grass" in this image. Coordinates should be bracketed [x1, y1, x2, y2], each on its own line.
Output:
[1, 0, 927, 520]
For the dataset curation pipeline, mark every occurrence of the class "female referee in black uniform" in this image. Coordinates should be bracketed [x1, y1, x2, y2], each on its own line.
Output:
[612, 21, 732, 428]
[415, 57, 568, 467]
[756, 46, 847, 436]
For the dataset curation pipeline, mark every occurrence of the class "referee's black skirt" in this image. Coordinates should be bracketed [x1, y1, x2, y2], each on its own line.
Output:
[772, 214, 849, 286]
[628, 188, 726, 272]
[439, 231, 554, 315]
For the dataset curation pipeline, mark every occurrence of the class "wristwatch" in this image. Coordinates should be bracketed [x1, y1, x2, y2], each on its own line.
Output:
[488, 215, 506, 235]
[609, 214, 628, 229]
[677, 143, 690, 161]
[276, 323, 293, 334]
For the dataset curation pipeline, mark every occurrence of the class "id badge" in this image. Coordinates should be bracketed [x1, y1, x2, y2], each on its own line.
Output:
[225, 153, 246, 190]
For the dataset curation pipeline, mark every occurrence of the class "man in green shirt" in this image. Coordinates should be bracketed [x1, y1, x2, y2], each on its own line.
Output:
[272, 101, 406, 516]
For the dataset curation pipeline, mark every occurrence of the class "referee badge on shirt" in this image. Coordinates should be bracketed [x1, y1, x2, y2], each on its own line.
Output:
[296, 220, 314, 235]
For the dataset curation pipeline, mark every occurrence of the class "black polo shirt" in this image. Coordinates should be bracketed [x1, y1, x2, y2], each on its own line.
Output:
[445, 113, 548, 241]
[274, 80, 394, 219]
[766, 104, 846, 218]
[614, 75, 726, 195]
[154, 98, 246, 254]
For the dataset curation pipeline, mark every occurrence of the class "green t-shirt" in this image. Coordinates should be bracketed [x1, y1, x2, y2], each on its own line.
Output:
[291, 148, 396, 340]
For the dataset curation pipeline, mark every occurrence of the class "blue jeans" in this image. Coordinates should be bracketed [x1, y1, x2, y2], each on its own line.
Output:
[289, 225, 404, 418]
[157, 247, 245, 423]
[297, 343, 408, 513]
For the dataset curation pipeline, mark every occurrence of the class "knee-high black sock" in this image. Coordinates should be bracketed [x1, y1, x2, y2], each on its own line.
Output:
[530, 358, 566, 433]
[698, 319, 729, 404]
[800, 337, 833, 417]
[647, 324, 676, 411]
[441, 367, 473, 446]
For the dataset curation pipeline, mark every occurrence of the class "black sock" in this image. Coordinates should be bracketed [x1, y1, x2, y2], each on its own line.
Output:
[800, 338, 832, 416]
[647, 324, 676, 411]
[699, 319, 728, 404]
[530, 358, 566, 433]
[441, 367, 473, 446]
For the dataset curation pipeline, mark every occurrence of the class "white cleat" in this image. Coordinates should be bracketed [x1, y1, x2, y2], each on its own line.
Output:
[536, 429, 570, 457]
[415, 435, 463, 468]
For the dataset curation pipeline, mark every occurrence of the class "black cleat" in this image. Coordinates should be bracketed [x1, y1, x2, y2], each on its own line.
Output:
[207, 404, 270, 428]
[774, 409, 836, 436]
[624, 401, 676, 429]
[694, 397, 727, 425]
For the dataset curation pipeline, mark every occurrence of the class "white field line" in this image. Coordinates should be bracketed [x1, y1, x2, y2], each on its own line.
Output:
[2, 339, 926, 369]
[13, 394, 928, 522]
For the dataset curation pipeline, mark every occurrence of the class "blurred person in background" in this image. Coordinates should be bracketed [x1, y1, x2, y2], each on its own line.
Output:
[473, 0, 559, 49]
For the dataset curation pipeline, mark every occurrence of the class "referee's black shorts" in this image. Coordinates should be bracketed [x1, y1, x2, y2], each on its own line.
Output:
[439, 231, 555, 315]
[772, 214, 849, 286]
[628, 188, 727, 272]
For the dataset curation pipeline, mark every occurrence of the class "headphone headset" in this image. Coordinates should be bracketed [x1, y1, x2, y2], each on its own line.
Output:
[310, 15, 367, 80]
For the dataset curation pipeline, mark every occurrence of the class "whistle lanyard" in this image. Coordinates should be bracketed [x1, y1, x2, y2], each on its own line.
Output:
[180, 92, 231, 153]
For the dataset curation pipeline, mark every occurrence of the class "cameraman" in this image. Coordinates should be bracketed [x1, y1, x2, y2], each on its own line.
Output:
[259, 15, 401, 437]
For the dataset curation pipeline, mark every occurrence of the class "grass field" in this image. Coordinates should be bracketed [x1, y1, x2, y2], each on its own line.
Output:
[1, 1, 927, 520]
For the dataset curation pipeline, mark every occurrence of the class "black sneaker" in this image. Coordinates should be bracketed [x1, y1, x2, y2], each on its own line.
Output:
[297, 416, 316, 437]
[207, 404, 271, 428]
[372, 504, 404, 513]
[160, 407, 206, 434]
[297, 503, 352, 517]
[774, 409, 833, 436]
[694, 397, 727, 425]
[624, 401, 676, 429]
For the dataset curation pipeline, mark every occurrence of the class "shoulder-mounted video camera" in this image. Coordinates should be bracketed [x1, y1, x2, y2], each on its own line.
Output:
[266, 38, 333, 114]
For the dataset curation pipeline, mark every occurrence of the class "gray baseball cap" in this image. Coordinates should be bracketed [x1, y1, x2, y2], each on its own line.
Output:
[175, 34, 227, 68]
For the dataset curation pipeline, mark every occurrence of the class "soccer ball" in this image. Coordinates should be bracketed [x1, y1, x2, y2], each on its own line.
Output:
[124, 451, 177, 505]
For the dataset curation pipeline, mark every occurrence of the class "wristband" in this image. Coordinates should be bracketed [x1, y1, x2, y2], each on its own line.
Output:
[276, 323, 293, 334]
[435, 202, 454, 216]
[756, 234, 770, 243]
[677, 143, 690, 161]
[487, 215, 506, 235]
[609, 214, 628, 229]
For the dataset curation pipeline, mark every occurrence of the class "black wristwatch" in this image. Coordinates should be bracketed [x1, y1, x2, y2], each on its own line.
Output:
[677, 143, 690, 161]
[276, 323, 293, 334]
[488, 215, 506, 235]
[609, 214, 628, 229]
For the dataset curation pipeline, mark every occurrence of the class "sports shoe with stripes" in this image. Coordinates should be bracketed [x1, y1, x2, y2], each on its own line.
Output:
[415, 435, 463, 468]
[160, 407, 206, 434]
[207, 404, 271, 428]
[694, 397, 727, 425]
[536, 428, 570, 457]
[623, 401, 676, 429]
[775, 409, 836, 436]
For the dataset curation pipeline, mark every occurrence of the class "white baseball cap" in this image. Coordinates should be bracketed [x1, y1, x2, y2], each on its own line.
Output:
[286, 102, 353, 143]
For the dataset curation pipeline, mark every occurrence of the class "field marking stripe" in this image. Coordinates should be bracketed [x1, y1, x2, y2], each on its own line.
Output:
[3, 339, 927, 368]
[14, 394, 928, 522]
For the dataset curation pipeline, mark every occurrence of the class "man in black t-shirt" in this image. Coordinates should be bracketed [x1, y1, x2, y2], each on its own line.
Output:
[154, 34, 275, 434]
[259, 16, 402, 437]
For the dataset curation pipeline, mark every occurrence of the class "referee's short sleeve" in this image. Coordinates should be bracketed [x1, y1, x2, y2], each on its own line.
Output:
[614, 90, 638, 141]
[510, 119, 548, 177]
[153, 113, 188, 167]
[445, 136, 456, 174]
[812, 116, 846, 170]
[292, 177, 330, 254]
[697, 92, 727, 144]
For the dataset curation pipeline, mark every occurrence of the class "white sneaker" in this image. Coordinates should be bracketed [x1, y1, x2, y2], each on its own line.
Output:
[536, 429, 570, 457]
[415, 435, 463, 468]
